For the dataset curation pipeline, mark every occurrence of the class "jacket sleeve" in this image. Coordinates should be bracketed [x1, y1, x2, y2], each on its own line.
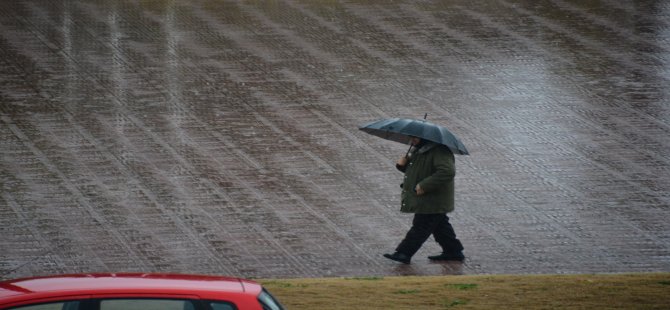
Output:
[417, 147, 455, 193]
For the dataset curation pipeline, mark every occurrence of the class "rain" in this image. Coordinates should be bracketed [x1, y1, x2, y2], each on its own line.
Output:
[1, 1, 669, 279]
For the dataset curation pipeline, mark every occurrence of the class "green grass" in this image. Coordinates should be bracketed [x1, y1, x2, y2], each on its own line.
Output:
[446, 283, 478, 290]
[261, 273, 670, 309]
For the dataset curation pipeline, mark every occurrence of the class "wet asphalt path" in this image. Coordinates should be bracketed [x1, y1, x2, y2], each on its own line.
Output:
[1, 1, 669, 279]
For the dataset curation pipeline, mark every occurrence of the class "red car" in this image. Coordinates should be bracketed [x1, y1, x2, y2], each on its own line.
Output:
[0, 273, 285, 310]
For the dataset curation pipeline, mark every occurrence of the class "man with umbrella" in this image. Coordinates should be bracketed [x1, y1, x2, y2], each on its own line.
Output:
[359, 117, 467, 264]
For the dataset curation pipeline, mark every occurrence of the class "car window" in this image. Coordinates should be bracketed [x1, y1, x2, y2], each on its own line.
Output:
[257, 289, 285, 310]
[208, 301, 236, 310]
[9, 301, 79, 310]
[9, 301, 80, 310]
[99, 299, 195, 310]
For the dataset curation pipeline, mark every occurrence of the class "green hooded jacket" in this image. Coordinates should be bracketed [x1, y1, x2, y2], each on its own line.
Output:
[398, 143, 455, 214]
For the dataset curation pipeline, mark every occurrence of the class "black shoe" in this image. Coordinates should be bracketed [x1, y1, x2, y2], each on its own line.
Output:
[383, 252, 411, 264]
[428, 252, 465, 262]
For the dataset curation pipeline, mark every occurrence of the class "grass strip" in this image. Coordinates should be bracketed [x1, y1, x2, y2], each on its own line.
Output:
[261, 272, 670, 309]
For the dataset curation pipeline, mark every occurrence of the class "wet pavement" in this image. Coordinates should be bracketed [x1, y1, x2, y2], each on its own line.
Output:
[1, 1, 669, 280]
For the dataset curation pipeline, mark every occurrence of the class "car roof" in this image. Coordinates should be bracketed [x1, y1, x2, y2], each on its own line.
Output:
[0, 273, 263, 306]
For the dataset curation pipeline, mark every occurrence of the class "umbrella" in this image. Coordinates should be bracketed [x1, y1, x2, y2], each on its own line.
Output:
[359, 117, 469, 155]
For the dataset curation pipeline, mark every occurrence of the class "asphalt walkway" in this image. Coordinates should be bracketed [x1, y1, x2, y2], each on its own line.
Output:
[1, 0, 669, 280]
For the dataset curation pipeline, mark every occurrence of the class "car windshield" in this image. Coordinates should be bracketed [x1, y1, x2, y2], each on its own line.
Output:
[257, 288, 285, 310]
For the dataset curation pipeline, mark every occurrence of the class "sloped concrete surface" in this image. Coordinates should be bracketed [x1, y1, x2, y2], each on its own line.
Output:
[1, 1, 669, 280]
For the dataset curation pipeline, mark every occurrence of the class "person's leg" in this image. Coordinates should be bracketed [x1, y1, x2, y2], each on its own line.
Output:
[395, 214, 442, 257]
[429, 214, 465, 261]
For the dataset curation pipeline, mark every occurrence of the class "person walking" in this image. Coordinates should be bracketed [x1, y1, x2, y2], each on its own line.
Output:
[383, 136, 465, 264]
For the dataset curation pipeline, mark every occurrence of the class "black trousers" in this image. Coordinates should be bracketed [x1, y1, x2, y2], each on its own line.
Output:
[396, 213, 464, 257]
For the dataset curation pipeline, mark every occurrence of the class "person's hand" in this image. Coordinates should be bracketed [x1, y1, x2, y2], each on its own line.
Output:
[415, 184, 425, 195]
[396, 156, 408, 167]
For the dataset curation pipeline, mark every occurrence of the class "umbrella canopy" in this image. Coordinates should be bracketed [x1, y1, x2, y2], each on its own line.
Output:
[359, 118, 469, 155]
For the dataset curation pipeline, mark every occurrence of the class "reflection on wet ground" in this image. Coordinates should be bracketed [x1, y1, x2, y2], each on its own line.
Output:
[1, 1, 669, 279]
